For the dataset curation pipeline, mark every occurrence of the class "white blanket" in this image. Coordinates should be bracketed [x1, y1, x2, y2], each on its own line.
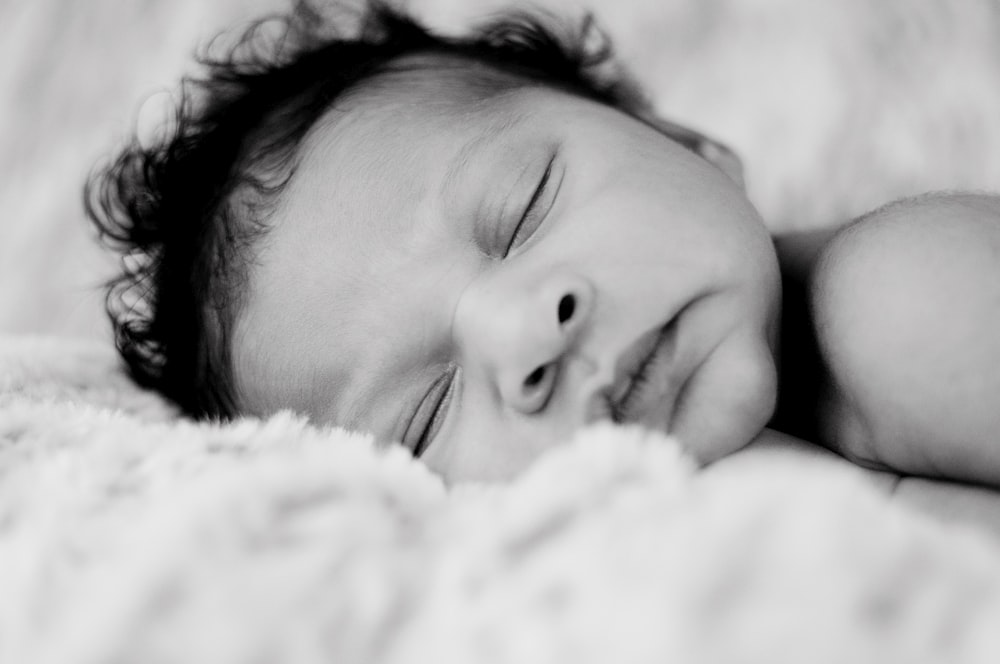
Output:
[3, 337, 1000, 663]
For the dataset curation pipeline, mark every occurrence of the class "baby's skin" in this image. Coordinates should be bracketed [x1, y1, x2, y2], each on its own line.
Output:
[231, 53, 1000, 485]
[776, 193, 1000, 485]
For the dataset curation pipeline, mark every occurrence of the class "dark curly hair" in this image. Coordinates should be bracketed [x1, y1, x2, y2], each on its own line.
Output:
[85, 0, 710, 420]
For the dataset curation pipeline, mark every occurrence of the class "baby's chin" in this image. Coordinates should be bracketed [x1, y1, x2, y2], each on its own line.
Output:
[669, 329, 778, 465]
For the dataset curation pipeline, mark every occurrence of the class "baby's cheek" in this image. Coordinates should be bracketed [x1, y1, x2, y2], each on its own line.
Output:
[422, 402, 576, 485]
[672, 331, 778, 464]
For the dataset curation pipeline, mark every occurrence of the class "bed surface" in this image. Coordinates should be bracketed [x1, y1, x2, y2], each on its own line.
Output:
[3, 336, 1000, 663]
[715, 432, 1000, 543]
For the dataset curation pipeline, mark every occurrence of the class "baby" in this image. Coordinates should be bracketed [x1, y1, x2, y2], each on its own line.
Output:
[86, 1, 1000, 484]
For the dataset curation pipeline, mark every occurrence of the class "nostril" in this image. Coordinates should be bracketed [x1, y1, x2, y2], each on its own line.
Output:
[557, 294, 576, 324]
[519, 363, 556, 414]
[524, 365, 546, 388]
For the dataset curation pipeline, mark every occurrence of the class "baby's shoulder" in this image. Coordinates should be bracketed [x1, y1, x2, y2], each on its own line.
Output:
[810, 192, 1000, 485]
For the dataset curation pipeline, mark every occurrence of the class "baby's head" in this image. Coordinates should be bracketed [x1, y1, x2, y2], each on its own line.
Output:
[88, 1, 782, 482]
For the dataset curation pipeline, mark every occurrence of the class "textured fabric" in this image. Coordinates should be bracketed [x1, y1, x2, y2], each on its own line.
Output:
[2, 336, 1000, 663]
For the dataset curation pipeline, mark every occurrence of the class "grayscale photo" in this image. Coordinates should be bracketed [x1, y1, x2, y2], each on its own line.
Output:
[2, 0, 1000, 661]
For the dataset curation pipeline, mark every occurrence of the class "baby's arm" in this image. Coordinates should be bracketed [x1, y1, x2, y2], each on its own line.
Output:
[811, 193, 1000, 486]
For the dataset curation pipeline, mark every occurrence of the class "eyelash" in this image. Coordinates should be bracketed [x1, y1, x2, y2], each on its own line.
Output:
[503, 155, 556, 258]
[407, 366, 458, 458]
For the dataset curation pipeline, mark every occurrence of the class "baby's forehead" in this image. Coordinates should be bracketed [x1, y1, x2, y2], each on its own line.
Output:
[290, 62, 560, 198]
[335, 52, 527, 117]
[320, 49, 604, 153]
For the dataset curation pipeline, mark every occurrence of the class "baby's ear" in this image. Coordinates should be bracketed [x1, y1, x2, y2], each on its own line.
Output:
[639, 114, 746, 188]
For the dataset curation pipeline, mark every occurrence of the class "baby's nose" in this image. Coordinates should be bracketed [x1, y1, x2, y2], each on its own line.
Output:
[503, 292, 585, 413]
[457, 270, 593, 415]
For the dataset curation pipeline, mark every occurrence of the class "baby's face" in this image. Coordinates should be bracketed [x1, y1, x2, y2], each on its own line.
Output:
[234, 59, 782, 482]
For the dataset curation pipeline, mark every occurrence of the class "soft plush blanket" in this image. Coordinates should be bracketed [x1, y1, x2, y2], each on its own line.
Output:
[4, 0, 1000, 661]
[3, 337, 1000, 663]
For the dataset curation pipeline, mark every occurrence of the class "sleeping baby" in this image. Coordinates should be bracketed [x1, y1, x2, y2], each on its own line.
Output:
[86, 0, 1000, 484]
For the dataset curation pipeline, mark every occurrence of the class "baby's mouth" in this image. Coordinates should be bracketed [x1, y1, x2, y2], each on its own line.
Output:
[604, 317, 681, 426]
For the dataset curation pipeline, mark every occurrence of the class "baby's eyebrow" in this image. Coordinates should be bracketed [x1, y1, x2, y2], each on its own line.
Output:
[438, 110, 529, 203]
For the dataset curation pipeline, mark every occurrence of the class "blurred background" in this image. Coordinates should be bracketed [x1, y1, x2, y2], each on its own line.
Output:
[2, 0, 999, 342]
